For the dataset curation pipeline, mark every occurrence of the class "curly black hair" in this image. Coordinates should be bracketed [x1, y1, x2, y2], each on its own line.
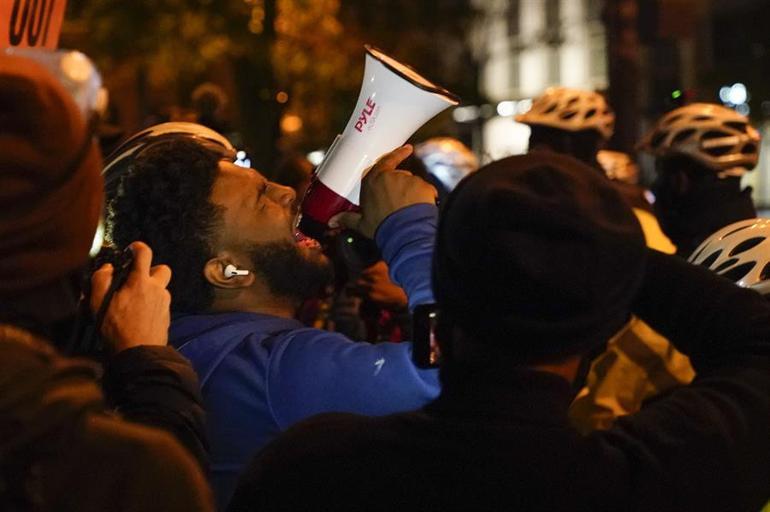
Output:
[107, 138, 224, 313]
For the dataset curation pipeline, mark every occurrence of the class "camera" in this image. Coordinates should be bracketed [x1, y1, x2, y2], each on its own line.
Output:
[66, 246, 134, 357]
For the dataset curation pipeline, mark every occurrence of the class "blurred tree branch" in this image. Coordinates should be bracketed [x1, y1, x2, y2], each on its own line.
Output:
[64, 0, 479, 169]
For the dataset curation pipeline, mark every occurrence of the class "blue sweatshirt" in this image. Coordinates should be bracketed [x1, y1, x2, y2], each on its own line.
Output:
[169, 204, 440, 509]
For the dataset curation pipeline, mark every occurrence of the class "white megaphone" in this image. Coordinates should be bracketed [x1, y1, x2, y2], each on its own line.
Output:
[298, 45, 460, 238]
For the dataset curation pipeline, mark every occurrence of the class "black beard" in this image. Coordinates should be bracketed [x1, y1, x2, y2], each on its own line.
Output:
[248, 240, 333, 304]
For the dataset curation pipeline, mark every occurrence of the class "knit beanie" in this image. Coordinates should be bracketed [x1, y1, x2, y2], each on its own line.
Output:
[433, 152, 647, 363]
[0, 54, 103, 296]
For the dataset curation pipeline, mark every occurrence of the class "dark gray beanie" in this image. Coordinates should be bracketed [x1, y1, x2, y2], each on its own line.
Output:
[432, 152, 647, 363]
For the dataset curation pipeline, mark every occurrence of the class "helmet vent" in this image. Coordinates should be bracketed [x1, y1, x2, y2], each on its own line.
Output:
[761, 262, 770, 281]
[729, 237, 765, 256]
[560, 110, 578, 120]
[543, 104, 558, 114]
[721, 262, 756, 283]
[664, 114, 683, 126]
[701, 131, 732, 156]
[741, 143, 757, 155]
[713, 258, 739, 273]
[723, 224, 752, 238]
[725, 121, 747, 133]
[702, 130, 727, 140]
[690, 245, 706, 262]
[585, 108, 597, 119]
[650, 132, 667, 148]
[699, 250, 722, 268]
[672, 128, 696, 145]
[703, 145, 732, 157]
[694, 115, 713, 122]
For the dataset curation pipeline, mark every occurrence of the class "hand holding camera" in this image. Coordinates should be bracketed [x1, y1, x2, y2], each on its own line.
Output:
[90, 241, 172, 353]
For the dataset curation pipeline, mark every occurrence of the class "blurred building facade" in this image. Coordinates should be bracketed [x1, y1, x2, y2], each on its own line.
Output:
[471, 0, 608, 162]
[471, 0, 770, 208]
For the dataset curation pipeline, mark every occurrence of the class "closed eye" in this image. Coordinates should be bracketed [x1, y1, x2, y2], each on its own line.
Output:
[256, 181, 268, 210]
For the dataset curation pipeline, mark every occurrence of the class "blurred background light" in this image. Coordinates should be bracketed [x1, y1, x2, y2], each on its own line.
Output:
[496, 100, 516, 117]
[452, 106, 480, 123]
[728, 83, 748, 105]
[307, 150, 325, 166]
[281, 114, 303, 133]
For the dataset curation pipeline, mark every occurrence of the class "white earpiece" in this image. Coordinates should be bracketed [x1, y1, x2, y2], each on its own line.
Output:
[224, 264, 250, 278]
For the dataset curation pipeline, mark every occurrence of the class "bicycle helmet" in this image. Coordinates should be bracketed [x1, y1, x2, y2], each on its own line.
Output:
[639, 103, 760, 178]
[103, 122, 234, 200]
[688, 218, 770, 295]
[515, 87, 615, 140]
[414, 137, 479, 193]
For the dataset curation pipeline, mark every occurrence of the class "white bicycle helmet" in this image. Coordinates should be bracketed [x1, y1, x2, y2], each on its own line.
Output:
[688, 218, 770, 295]
[639, 103, 760, 178]
[597, 150, 639, 185]
[515, 87, 615, 140]
[103, 122, 234, 199]
[414, 137, 479, 192]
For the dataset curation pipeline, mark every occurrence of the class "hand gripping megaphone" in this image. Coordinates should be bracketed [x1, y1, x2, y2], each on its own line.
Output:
[298, 45, 460, 238]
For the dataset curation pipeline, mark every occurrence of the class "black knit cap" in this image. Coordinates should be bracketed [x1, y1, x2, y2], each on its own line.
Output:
[0, 54, 102, 296]
[433, 152, 647, 363]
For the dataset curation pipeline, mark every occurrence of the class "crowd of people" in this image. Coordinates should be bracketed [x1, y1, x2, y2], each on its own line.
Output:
[1, 47, 769, 512]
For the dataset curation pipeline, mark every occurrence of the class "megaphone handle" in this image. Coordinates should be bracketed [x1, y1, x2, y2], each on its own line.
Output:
[299, 178, 361, 239]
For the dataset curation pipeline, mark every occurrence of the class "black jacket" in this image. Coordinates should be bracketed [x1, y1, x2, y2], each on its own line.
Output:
[102, 344, 209, 469]
[0, 326, 213, 511]
[228, 251, 770, 512]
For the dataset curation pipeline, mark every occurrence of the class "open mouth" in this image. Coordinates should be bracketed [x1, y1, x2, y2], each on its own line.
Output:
[294, 229, 321, 250]
[292, 212, 321, 249]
